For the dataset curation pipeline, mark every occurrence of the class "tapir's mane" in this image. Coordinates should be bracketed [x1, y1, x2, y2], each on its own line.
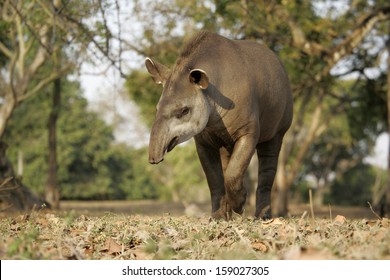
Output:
[176, 31, 212, 66]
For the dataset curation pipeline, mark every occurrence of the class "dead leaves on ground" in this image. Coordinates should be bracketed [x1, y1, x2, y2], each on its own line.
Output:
[100, 237, 122, 255]
[1, 212, 390, 260]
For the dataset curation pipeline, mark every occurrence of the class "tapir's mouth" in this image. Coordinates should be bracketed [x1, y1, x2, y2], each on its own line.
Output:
[149, 136, 179, 165]
[166, 136, 179, 153]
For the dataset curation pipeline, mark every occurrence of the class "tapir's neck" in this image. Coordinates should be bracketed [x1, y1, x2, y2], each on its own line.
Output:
[204, 84, 234, 128]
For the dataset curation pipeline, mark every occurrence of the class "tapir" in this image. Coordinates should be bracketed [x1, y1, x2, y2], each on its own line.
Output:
[145, 31, 293, 220]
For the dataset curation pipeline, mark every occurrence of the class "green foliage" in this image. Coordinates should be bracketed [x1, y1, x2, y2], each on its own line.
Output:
[126, 71, 161, 127]
[326, 163, 375, 206]
[149, 142, 208, 204]
[4, 79, 160, 201]
[345, 76, 387, 143]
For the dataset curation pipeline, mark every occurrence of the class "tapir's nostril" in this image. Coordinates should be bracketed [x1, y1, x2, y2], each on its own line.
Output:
[149, 157, 163, 164]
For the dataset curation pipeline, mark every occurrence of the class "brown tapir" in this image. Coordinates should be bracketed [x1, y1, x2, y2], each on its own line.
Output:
[145, 31, 293, 220]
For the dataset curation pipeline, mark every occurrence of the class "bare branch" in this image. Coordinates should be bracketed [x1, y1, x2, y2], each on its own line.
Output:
[321, 6, 390, 79]
[7, 0, 53, 55]
[0, 42, 13, 59]
[17, 65, 72, 103]
[26, 25, 49, 77]
[59, 11, 126, 77]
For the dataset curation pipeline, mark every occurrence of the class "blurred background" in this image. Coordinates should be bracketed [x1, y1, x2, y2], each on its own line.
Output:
[1, 0, 389, 217]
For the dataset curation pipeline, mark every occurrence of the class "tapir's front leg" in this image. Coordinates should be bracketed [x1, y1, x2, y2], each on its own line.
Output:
[220, 134, 257, 218]
[194, 137, 226, 219]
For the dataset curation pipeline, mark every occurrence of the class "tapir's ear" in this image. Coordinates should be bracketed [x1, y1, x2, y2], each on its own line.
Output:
[145, 57, 171, 85]
[189, 69, 209, 89]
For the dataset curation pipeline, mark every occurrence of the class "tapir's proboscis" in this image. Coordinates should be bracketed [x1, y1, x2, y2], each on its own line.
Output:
[145, 31, 293, 220]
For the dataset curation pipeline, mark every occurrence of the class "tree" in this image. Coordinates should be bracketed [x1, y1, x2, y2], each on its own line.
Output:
[0, 0, 122, 209]
[5, 78, 160, 201]
[45, 76, 61, 209]
[386, 18, 390, 217]
[302, 77, 387, 207]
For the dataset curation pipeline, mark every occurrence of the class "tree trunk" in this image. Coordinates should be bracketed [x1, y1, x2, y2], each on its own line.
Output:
[273, 184, 288, 217]
[45, 78, 61, 209]
[0, 94, 16, 140]
[386, 21, 390, 218]
[313, 182, 327, 207]
[0, 142, 44, 211]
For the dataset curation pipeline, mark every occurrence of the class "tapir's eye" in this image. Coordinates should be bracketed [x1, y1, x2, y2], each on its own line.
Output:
[176, 107, 190, 119]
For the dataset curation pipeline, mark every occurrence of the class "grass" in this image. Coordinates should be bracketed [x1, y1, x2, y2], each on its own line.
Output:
[0, 209, 389, 260]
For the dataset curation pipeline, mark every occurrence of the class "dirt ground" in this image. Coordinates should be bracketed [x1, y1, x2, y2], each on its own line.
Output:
[59, 200, 379, 220]
[1, 200, 388, 260]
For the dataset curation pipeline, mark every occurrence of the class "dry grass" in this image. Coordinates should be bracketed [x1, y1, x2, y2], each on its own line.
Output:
[0, 210, 389, 260]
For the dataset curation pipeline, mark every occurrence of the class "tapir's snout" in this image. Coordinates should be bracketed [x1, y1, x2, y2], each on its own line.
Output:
[148, 141, 165, 164]
[149, 116, 180, 165]
[149, 156, 164, 165]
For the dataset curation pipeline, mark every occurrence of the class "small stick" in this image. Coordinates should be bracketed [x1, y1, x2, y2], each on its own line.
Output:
[309, 188, 315, 221]
[300, 210, 307, 220]
[367, 201, 382, 220]
[329, 204, 332, 221]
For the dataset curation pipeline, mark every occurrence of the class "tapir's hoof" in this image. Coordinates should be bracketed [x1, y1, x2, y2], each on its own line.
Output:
[254, 213, 272, 221]
[254, 206, 271, 221]
[211, 208, 232, 221]
[233, 205, 245, 215]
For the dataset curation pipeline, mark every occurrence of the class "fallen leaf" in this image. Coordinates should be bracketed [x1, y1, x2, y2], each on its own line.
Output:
[101, 237, 122, 255]
[262, 218, 284, 228]
[251, 241, 268, 253]
[12, 214, 30, 224]
[35, 217, 50, 227]
[283, 246, 335, 260]
[163, 227, 178, 237]
[262, 218, 274, 225]
[130, 248, 154, 260]
[172, 239, 189, 250]
[334, 215, 346, 225]
[381, 218, 389, 228]
[84, 246, 94, 256]
[373, 228, 388, 242]
[365, 220, 379, 227]
[10, 223, 21, 231]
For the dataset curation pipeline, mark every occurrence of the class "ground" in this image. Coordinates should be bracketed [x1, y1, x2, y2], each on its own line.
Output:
[0, 201, 389, 260]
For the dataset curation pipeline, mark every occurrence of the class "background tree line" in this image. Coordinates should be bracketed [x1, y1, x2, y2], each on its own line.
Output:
[1, 0, 390, 216]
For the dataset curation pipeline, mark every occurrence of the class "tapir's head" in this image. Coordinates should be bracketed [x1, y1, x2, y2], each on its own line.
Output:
[145, 57, 210, 164]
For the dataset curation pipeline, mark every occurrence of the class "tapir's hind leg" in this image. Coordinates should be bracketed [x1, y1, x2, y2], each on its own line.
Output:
[255, 134, 283, 220]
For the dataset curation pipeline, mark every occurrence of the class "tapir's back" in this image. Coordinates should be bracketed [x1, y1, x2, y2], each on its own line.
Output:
[185, 32, 292, 143]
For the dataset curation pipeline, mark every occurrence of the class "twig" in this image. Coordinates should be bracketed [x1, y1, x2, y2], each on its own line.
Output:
[329, 204, 332, 221]
[367, 201, 382, 220]
[0, 177, 14, 189]
[309, 188, 315, 221]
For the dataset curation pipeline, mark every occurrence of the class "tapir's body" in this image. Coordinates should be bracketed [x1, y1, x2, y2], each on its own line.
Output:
[146, 31, 293, 219]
